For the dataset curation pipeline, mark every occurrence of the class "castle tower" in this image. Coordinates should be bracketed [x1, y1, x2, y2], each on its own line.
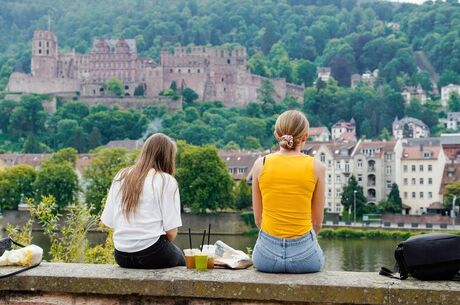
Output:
[31, 31, 58, 78]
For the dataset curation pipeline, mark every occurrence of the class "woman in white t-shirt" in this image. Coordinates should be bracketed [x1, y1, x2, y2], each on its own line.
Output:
[101, 133, 185, 268]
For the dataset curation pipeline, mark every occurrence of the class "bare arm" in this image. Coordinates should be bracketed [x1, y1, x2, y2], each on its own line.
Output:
[251, 157, 264, 229]
[166, 228, 178, 241]
[311, 159, 325, 233]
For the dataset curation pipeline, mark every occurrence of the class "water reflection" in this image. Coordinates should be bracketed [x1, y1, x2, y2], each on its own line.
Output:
[18, 232, 397, 272]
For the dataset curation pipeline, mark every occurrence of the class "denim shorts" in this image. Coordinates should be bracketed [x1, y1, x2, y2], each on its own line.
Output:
[252, 230, 324, 273]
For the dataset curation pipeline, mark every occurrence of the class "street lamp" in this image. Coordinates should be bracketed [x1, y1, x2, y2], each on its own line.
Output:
[452, 195, 457, 228]
[353, 190, 357, 225]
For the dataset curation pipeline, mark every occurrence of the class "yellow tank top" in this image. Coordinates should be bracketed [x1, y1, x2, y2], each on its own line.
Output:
[259, 154, 316, 238]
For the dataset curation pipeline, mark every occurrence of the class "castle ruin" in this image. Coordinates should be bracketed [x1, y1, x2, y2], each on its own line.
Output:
[6, 31, 304, 107]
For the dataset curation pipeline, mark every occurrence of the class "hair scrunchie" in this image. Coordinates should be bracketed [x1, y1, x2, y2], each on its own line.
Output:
[280, 135, 294, 148]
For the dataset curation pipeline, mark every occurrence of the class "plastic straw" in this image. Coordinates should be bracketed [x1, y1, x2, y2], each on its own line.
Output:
[200, 230, 206, 252]
[207, 223, 211, 245]
[188, 228, 192, 249]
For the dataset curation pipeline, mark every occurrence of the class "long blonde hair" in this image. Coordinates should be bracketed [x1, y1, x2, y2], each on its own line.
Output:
[274, 110, 309, 150]
[118, 133, 177, 217]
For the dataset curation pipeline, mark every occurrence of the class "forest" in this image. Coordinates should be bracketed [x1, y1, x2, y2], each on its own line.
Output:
[1, 0, 460, 152]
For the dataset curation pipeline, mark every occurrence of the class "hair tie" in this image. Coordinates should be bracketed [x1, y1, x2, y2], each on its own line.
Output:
[280, 135, 294, 148]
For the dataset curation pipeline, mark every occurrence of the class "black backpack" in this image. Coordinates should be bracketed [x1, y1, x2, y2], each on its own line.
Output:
[380, 233, 460, 281]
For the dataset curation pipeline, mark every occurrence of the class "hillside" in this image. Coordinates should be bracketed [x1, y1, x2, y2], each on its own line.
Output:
[1, 0, 460, 90]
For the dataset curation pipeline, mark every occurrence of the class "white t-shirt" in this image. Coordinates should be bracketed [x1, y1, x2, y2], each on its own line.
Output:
[101, 170, 182, 253]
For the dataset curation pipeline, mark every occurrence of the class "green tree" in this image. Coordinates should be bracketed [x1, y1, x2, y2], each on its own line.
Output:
[379, 183, 402, 213]
[293, 60, 317, 86]
[0, 164, 36, 211]
[83, 148, 134, 213]
[0, 99, 16, 133]
[235, 179, 252, 210]
[448, 92, 460, 112]
[415, 71, 433, 93]
[46, 147, 78, 167]
[340, 176, 367, 218]
[105, 78, 124, 97]
[258, 79, 275, 105]
[176, 142, 235, 213]
[34, 161, 80, 210]
[182, 88, 199, 103]
[444, 180, 460, 208]
[247, 52, 271, 77]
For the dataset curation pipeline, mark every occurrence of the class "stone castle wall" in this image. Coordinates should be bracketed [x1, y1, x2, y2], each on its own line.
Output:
[6, 30, 305, 107]
[6, 72, 79, 94]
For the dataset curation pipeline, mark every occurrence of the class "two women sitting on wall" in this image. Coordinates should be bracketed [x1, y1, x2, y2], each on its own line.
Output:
[101, 110, 325, 273]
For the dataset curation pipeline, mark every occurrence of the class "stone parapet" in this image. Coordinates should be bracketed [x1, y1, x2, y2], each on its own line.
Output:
[0, 263, 459, 304]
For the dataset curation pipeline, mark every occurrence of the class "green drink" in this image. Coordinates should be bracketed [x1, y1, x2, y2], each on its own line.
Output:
[195, 253, 208, 271]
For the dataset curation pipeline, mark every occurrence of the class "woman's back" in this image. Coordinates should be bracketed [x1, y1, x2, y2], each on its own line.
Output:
[102, 171, 181, 253]
[259, 154, 316, 238]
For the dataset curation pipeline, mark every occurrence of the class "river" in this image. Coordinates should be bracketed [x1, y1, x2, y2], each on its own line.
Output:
[28, 232, 397, 272]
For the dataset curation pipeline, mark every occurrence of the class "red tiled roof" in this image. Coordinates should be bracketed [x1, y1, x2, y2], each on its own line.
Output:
[309, 127, 329, 137]
[402, 146, 441, 160]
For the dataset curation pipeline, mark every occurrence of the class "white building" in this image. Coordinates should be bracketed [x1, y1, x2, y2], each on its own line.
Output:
[351, 70, 378, 89]
[331, 119, 356, 141]
[395, 138, 447, 215]
[392, 117, 430, 140]
[303, 141, 357, 214]
[447, 112, 460, 130]
[308, 127, 330, 142]
[441, 84, 460, 108]
[401, 85, 427, 105]
[317, 67, 331, 82]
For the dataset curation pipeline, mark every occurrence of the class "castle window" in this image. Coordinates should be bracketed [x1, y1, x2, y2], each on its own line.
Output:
[188, 69, 191, 73]
[46, 49, 49, 55]
[178, 69, 181, 73]
[198, 69, 200, 73]
[224, 87, 226, 92]
[227, 59, 231, 64]
[222, 77, 224, 82]
[170, 69, 173, 73]
[125, 85, 129, 90]
[39, 41, 42, 47]
[38, 49, 42, 54]
[46, 41, 49, 47]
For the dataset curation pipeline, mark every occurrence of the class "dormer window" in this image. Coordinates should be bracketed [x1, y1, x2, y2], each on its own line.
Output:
[423, 152, 432, 158]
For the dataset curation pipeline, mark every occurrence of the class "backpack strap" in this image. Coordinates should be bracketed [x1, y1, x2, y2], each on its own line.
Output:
[0, 237, 41, 279]
[0, 262, 41, 279]
[263, 156, 266, 165]
[379, 266, 404, 279]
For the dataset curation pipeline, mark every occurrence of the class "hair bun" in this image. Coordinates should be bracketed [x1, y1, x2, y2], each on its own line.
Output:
[280, 135, 294, 149]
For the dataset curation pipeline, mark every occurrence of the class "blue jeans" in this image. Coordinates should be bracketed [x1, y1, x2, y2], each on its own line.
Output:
[252, 230, 324, 273]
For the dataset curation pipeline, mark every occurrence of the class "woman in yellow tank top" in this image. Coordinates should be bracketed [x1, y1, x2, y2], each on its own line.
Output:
[251, 110, 325, 273]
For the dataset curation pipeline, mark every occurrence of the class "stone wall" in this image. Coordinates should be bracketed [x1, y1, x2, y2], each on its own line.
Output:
[1, 211, 251, 234]
[78, 96, 182, 111]
[0, 263, 459, 304]
[6, 72, 79, 94]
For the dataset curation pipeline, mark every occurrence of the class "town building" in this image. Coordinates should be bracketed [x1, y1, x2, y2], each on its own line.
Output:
[6, 30, 304, 108]
[219, 151, 264, 181]
[440, 133, 460, 161]
[351, 140, 400, 205]
[308, 127, 330, 142]
[392, 116, 430, 140]
[395, 138, 447, 215]
[317, 67, 331, 82]
[104, 139, 144, 151]
[400, 85, 427, 104]
[331, 119, 356, 142]
[439, 161, 460, 207]
[446, 112, 460, 130]
[303, 141, 357, 214]
[441, 84, 460, 108]
[350, 70, 378, 89]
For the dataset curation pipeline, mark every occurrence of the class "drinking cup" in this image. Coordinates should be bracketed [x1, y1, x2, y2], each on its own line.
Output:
[184, 249, 197, 269]
[202, 245, 215, 269]
[195, 252, 208, 271]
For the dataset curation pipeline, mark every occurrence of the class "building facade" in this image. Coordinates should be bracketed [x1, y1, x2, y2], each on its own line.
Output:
[331, 119, 356, 141]
[441, 84, 460, 108]
[447, 112, 460, 130]
[395, 139, 447, 215]
[308, 127, 330, 142]
[351, 140, 399, 205]
[6, 31, 304, 108]
[392, 117, 430, 140]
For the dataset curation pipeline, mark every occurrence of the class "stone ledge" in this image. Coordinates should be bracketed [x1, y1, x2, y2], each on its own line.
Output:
[0, 263, 459, 305]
